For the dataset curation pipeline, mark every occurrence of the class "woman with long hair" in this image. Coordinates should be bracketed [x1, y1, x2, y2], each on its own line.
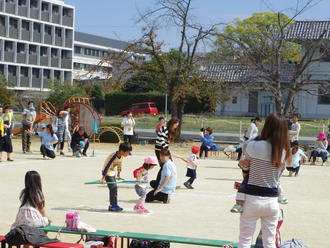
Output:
[11, 171, 51, 228]
[238, 113, 291, 248]
[151, 117, 180, 189]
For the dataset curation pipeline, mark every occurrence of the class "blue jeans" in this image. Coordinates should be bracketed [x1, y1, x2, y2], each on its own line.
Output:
[311, 150, 328, 162]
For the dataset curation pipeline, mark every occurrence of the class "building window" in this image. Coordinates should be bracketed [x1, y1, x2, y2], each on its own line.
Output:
[32, 68, 40, 78]
[21, 67, 29, 77]
[52, 5, 59, 14]
[40, 47, 48, 56]
[74, 46, 82, 54]
[5, 41, 13, 51]
[33, 23, 41, 33]
[320, 47, 330, 62]
[55, 27, 62, 37]
[18, 0, 27, 6]
[6, 0, 15, 3]
[318, 93, 330, 105]
[42, 2, 49, 11]
[63, 8, 72, 17]
[51, 49, 58, 57]
[9, 18, 18, 29]
[29, 45, 37, 55]
[44, 25, 52, 35]
[8, 65, 16, 76]
[30, 0, 38, 9]
[232, 96, 238, 104]
[22, 20, 30, 31]
[43, 69, 50, 79]
[17, 43, 25, 53]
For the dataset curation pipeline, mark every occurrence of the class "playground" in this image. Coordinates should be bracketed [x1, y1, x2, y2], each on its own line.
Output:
[0, 139, 329, 247]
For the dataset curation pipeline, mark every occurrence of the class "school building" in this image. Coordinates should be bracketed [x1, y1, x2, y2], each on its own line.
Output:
[0, 0, 146, 91]
[202, 21, 330, 119]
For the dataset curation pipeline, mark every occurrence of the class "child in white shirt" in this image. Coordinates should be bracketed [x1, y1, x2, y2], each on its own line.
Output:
[286, 141, 307, 177]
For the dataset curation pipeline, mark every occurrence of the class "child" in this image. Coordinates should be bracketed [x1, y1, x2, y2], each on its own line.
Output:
[231, 158, 288, 213]
[286, 141, 307, 177]
[155, 116, 165, 133]
[100, 142, 132, 212]
[28, 124, 58, 159]
[133, 156, 158, 213]
[12, 171, 51, 229]
[174, 146, 200, 189]
[199, 127, 214, 158]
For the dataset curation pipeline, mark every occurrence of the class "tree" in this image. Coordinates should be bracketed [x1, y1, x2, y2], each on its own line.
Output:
[47, 80, 88, 108]
[0, 74, 17, 107]
[211, 4, 330, 115]
[123, 73, 162, 93]
[100, 0, 221, 137]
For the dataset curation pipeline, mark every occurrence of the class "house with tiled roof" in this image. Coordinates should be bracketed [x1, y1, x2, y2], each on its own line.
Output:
[203, 21, 330, 118]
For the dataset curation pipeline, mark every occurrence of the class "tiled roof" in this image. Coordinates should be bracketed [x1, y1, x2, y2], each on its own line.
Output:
[201, 63, 296, 83]
[74, 31, 129, 50]
[285, 21, 330, 40]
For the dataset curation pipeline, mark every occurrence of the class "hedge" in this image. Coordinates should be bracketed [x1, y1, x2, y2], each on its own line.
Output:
[104, 92, 212, 115]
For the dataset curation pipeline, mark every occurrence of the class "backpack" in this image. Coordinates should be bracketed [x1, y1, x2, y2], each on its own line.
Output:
[280, 239, 309, 248]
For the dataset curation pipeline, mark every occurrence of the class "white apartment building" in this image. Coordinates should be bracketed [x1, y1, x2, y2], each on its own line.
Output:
[0, 0, 74, 90]
[73, 31, 147, 83]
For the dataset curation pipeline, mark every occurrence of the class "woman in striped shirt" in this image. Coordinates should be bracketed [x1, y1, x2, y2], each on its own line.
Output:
[238, 113, 291, 248]
[151, 117, 179, 189]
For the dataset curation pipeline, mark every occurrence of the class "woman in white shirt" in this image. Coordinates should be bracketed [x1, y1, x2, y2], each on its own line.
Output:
[246, 117, 261, 140]
[121, 112, 135, 144]
[238, 113, 291, 248]
[12, 171, 51, 229]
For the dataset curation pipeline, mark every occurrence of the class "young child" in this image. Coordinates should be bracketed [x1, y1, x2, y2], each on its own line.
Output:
[174, 146, 200, 189]
[100, 142, 132, 212]
[231, 156, 288, 213]
[133, 156, 158, 213]
[155, 116, 165, 133]
[12, 171, 51, 228]
[286, 141, 307, 177]
[200, 128, 205, 138]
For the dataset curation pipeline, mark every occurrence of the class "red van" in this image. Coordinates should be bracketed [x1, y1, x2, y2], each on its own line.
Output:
[121, 102, 159, 116]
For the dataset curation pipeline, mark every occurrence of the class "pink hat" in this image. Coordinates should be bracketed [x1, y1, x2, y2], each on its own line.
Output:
[144, 156, 159, 165]
[316, 132, 327, 140]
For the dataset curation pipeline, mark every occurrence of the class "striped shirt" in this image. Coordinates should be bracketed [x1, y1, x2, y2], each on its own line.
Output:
[102, 152, 122, 177]
[244, 140, 285, 197]
[155, 126, 169, 150]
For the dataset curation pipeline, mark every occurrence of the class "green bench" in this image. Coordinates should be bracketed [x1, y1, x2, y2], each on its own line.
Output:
[39, 226, 238, 247]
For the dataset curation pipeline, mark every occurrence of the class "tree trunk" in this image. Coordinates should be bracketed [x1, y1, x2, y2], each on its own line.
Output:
[175, 100, 185, 140]
[283, 90, 295, 117]
[275, 98, 282, 114]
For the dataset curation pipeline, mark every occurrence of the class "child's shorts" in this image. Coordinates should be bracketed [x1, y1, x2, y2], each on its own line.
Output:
[186, 168, 197, 179]
[135, 185, 147, 197]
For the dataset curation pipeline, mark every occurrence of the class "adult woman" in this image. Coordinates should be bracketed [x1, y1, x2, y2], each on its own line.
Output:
[151, 117, 179, 189]
[310, 132, 328, 166]
[1, 106, 14, 161]
[238, 113, 291, 248]
[52, 110, 67, 155]
[121, 112, 135, 145]
[199, 127, 214, 158]
[246, 117, 261, 140]
[62, 106, 72, 151]
[12, 171, 51, 229]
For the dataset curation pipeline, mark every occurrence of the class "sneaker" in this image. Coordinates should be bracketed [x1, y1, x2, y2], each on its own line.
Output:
[163, 196, 170, 204]
[278, 197, 288, 205]
[184, 182, 190, 189]
[60, 151, 65, 156]
[109, 205, 123, 212]
[134, 205, 144, 214]
[7, 159, 14, 162]
[189, 184, 194, 189]
[73, 151, 80, 157]
[140, 206, 149, 213]
[230, 204, 243, 213]
[82, 153, 87, 157]
[288, 171, 293, 177]
[43, 156, 47, 160]
[76, 154, 81, 158]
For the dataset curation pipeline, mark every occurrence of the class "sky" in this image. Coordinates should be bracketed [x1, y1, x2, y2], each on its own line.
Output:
[64, 0, 330, 51]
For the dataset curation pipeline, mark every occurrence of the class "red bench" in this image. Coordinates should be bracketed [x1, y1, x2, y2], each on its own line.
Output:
[0, 236, 83, 248]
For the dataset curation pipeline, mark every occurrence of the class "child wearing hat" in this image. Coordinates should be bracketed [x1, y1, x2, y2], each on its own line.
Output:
[174, 146, 200, 189]
[133, 156, 158, 213]
[310, 132, 328, 165]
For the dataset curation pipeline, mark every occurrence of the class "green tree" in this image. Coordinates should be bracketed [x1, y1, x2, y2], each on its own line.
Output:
[123, 73, 161, 93]
[47, 80, 88, 107]
[0, 74, 17, 107]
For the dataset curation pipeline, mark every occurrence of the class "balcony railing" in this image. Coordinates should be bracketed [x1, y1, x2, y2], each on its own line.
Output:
[5, 3, 15, 14]
[22, 30, 31, 41]
[33, 32, 41, 43]
[55, 37, 63, 47]
[40, 56, 49, 66]
[20, 76, 29, 87]
[63, 16, 73, 27]
[30, 8, 39, 19]
[52, 14, 60, 24]
[44, 34, 52, 45]
[9, 28, 19, 39]
[0, 25, 5, 36]
[61, 59, 72, 69]
[51, 57, 59, 67]
[17, 53, 26, 63]
[41, 11, 50, 22]
[8, 75, 17, 85]
[4, 51, 14, 62]
[29, 55, 38, 65]
[32, 77, 41, 88]
[18, 6, 28, 17]
[65, 38, 72, 48]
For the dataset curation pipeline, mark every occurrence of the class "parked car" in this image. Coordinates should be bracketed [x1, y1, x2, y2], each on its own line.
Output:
[121, 102, 159, 116]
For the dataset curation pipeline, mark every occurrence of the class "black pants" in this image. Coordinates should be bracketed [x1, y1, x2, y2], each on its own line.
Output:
[54, 141, 64, 151]
[105, 176, 118, 206]
[187, 177, 195, 185]
[40, 145, 56, 159]
[199, 144, 209, 158]
[123, 135, 133, 144]
[236, 147, 243, 160]
[145, 189, 169, 203]
[286, 166, 300, 175]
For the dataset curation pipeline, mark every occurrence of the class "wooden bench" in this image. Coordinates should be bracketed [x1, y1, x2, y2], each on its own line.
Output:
[38, 226, 239, 248]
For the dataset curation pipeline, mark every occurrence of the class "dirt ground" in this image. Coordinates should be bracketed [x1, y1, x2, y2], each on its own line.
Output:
[0, 138, 329, 247]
